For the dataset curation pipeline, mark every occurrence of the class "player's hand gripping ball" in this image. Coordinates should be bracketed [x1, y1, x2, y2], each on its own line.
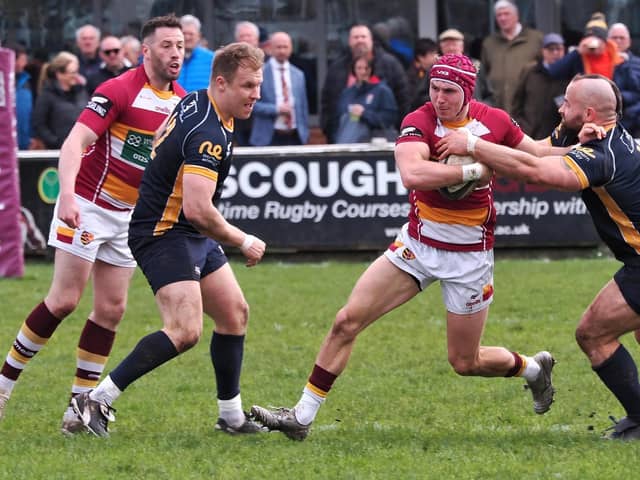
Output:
[438, 154, 479, 200]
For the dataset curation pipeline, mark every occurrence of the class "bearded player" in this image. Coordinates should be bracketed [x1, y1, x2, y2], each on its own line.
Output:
[251, 54, 571, 440]
[438, 74, 640, 440]
[0, 14, 185, 434]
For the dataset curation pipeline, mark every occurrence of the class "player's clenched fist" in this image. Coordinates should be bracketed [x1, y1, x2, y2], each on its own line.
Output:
[240, 234, 266, 267]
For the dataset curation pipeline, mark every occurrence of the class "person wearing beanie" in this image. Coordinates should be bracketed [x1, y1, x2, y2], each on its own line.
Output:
[250, 53, 569, 441]
[546, 12, 624, 82]
[581, 13, 622, 79]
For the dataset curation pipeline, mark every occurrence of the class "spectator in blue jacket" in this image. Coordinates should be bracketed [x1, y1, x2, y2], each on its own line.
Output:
[608, 23, 640, 137]
[250, 32, 309, 146]
[178, 14, 214, 92]
[10, 44, 34, 149]
[334, 54, 398, 143]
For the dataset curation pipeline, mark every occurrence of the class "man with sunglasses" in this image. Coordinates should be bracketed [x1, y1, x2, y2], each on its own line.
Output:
[86, 36, 131, 94]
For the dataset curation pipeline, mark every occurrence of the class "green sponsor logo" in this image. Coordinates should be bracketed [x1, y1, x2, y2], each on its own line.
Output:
[121, 130, 154, 167]
[38, 167, 59, 204]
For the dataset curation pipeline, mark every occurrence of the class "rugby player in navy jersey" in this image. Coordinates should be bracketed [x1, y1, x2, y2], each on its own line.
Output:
[438, 74, 640, 441]
[72, 42, 266, 436]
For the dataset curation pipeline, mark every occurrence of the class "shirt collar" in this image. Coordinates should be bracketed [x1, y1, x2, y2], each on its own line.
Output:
[270, 57, 290, 70]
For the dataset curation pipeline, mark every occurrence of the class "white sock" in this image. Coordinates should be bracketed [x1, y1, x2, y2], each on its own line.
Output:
[218, 393, 244, 428]
[294, 387, 325, 425]
[520, 355, 541, 382]
[0, 375, 15, 395]
[89, 375, 122, 406]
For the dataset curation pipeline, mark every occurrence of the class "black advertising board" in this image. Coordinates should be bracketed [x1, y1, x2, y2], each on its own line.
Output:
[220, 144, 599, 250]
[218, 144, 409, 250]
[18, 144, 600, 255]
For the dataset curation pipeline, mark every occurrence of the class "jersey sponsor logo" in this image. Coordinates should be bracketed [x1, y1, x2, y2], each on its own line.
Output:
[399, 126, 423, 138]
[573, 146, 595, 162]
[198, 141, 223, 160]
[510, 117, 520, 128]
[86, 94, 112, 118]
[121, 130, 155, 167]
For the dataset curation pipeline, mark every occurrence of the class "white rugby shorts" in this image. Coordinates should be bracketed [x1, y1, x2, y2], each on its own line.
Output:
[48, 194, 136, 268]
[384, 223, 494, 315]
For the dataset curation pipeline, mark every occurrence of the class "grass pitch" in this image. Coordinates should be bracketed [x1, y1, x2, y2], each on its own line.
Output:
[1, 256, 639, 479]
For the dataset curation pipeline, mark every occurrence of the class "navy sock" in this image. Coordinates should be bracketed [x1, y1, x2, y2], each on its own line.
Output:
[210, 332, 244, 400]
[110, 331, 179, 391]
[593, 344, 640, 421]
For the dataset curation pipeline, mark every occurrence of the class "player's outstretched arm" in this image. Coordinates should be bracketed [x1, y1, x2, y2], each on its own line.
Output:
[436, 128, 582, 191]
[519, 134, 572, 157]
[478, 139, 581, 190]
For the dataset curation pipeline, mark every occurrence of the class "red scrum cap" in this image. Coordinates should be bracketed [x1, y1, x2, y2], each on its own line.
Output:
[429, 54, 477, 105]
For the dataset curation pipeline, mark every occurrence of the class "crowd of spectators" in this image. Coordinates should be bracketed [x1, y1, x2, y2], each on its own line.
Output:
[5, 0, 640, 150]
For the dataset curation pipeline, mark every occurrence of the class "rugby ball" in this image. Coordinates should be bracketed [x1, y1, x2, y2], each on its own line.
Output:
[438, 154, 478, 200]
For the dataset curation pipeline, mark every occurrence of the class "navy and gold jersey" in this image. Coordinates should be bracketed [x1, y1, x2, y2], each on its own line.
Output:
[129, 89, 234, 238]
[563, 124, 640, 264]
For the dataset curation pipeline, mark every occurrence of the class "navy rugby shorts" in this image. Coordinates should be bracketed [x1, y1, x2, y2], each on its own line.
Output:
[614, 264, 640, 315]
[129, 234, 228, 294]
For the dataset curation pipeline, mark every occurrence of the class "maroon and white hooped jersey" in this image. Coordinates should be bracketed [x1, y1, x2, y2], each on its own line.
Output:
[396, 101, 524, 251]
[75, 66, 186, 211]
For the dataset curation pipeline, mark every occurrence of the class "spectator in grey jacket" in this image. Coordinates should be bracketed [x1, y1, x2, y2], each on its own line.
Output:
[321, 24, 409, 143]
